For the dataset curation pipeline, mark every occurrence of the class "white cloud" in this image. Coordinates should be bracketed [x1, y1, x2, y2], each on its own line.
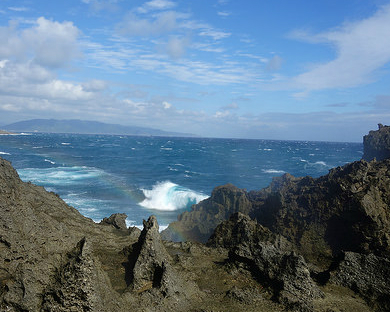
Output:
[289, 4, 390, 91]
[118, 11, 178, 36]
[163, 36, 190, 59]
[214, 110, 230, 118]
[266, 55, 283, 71]
[81, 79, 108, 92]
[221, 102, 238, 110]
[81, 0, 120, 13]
[1, 103, 21, 112]
[8, 7, 29, 12]
[217, 11, 231, 17]
[199, 29, 231, 40]
[162, 101, 172, 109]
[137, 0, 176, 13]
[0, 17, 80, 68]
[24, 17, 80, 68]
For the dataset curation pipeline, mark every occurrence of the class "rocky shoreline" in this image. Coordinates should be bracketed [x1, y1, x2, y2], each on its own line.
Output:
[1, 125, 389, 311]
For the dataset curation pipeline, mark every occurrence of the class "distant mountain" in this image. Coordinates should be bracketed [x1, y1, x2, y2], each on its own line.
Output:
[3, 119, 196, 137]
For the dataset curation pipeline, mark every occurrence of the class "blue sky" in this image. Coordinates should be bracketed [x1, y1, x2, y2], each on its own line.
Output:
[1, 0, 390, 141]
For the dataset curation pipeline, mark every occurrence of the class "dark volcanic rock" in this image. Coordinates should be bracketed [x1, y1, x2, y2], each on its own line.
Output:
[252, 159, 390, 265]
[209, 213, 323, 311]
[170, 158, 390, 268]
[161, 184, 252, 242]
[100, 213, 128, 230]
[363, 124, 390, 161]
[330, 252, 390, 312]
[207, 212, 292, 252]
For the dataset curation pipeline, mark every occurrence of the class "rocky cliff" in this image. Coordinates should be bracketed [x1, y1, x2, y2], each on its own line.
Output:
[1, 125, 389, 311]
[363, 123, 390, 161]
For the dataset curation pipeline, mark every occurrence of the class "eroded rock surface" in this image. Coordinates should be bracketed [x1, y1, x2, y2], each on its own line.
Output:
[209, 213, 323, 311]
[162, 184, 252, 242]
[330, 252, 390, 312]
[100, 213, 128, 231]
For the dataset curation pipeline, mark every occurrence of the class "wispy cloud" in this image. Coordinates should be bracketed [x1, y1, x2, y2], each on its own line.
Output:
[288, 3, 390, 92]
[118, 11, 179, 37]
[137, 0, 176, 13]
[217, 11, 231, 17]
[8, 6, 29, 12]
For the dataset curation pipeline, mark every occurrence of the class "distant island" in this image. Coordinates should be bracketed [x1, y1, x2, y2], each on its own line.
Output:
[1, 119, 196, 137]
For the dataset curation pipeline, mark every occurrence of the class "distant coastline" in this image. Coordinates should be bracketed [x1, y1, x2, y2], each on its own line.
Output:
[1, 119, 197, 138]
[0, 130, 15, 135]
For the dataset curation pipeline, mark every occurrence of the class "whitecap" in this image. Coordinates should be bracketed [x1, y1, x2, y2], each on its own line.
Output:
[262, 169, 285, 174]
[18, 166, 103, 186]
[314, 161, 327, 166]
[44, 159, 56, 165]
[61, 142, 71, 145]
[139, 181, 208, 211]
[263, 148, 272, 151]
[0, 152, 10, 155]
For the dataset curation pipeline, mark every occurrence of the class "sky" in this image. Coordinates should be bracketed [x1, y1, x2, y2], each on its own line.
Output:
[1, 0, 390, 142]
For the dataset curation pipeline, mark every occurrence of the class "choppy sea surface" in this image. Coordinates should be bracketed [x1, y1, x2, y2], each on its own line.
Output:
[0, 133, 363, 228]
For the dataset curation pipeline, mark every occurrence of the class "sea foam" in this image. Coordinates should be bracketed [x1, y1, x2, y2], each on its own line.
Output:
[139, 181, 208, 211]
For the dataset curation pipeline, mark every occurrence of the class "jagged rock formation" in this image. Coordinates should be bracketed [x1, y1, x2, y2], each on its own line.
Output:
[164, 159, 390, 267]
[363, 123, 390, 161]
[209, 213, 323, 311]
[161, 184, 252, 242]
[100, 213, 128, 231]
[0, 157, 296, 311]
[160, 125, 390, 311]
[126, 215, 200, 304]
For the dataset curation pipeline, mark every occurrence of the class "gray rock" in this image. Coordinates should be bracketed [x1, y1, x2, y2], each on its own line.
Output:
[100, 213, 128, 231]
[127, 216, 200, 302]
[330, 252, 390, 312]
[210, 213, 323, 311]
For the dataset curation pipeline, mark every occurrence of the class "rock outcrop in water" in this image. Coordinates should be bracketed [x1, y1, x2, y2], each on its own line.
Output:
[1, 124, 390, 311]
[363, 123, 390, 161]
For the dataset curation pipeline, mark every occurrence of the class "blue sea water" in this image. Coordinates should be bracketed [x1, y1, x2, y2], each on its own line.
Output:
[0, 133, 363, 228]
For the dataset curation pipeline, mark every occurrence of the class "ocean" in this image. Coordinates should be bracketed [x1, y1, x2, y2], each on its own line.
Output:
[0, 133, 363, 229]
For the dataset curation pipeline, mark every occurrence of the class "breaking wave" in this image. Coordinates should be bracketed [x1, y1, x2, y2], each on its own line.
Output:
[139, 181, 208, 211]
